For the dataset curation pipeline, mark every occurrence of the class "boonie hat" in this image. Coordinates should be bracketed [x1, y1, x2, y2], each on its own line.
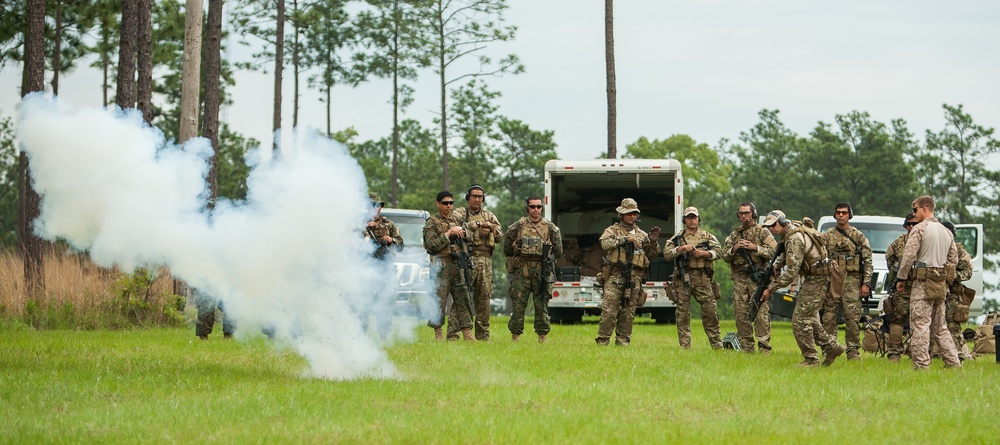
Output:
[761, 210, 786, 227]
[616, 198, 640, 214]
[369, 192, 385, 208]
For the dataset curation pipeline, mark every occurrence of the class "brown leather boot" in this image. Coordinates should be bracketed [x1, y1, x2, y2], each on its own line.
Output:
[462, 328, 477, 342]
[822, 343, 846, 367]
[433, 327, 444, 341]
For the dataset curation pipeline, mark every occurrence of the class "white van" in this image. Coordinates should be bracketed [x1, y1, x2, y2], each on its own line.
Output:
[816, 215, 985, 318]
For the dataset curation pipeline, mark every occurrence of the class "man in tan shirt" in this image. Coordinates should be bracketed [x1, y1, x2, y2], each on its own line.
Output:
[895, 195, 960, 370]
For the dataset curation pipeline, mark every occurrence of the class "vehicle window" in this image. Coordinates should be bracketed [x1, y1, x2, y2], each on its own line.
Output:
[388, 216, 426, 247]
[955, 227, 978, 257]
[818, 222, 905, 254]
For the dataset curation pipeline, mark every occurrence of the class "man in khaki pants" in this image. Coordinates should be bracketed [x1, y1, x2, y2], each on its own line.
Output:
[895, 195, 960, 370]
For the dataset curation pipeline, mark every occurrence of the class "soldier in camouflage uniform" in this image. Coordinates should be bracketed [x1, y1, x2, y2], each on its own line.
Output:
[761, 210, 846, 367]
[195, 289, 235, 340]
[448, 185, 503, 341]
[422, 191, 476, 342]
[363, 192, 404, 339]
[822, 203, 873, 360]
[722, 202, 777, 353]
[595, 198, 661, 346]
[504, 196, 563, 343]
[938, 221, 975, 361]
[884, 213, 917, 362]
[895, 195, 960, 370]
[664, 206, 725, 350]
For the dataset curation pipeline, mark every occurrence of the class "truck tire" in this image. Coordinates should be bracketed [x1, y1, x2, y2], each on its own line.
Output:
[550, 308, 583, 324]
[653, 308, 676, 324]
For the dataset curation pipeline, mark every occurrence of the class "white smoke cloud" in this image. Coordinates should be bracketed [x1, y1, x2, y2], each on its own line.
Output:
[17, 94, 427, 380]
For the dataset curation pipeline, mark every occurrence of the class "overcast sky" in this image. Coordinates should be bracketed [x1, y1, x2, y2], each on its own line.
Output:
[2, 1, 999, 161]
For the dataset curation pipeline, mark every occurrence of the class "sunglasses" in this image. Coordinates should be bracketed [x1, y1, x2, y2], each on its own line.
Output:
[528, 205, 543, 209]
[904, 222, 916, 228]
[440, 201, 454, 206]
[737, 211, 752, 215]
[835, 210, 849, 215]
[469, 194, 485, 199]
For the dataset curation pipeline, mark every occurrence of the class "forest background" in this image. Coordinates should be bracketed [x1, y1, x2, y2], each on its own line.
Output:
[1, 0, 999, 323]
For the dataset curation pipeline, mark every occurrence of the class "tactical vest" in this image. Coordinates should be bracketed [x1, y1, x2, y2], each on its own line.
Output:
[369, 217, 391, 239]
[429, 215, 462, 258]
[515, 217, 550, 258]
[828, 227, 862, 272]
[730, 225, 768, 268]
[674, 229, 714, 270]
[460, 208, 497, 249]
[605, 225, 650, 269]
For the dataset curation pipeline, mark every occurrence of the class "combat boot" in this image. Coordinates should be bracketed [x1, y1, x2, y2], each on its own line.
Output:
[512, 334, 520, 342]
[461, 328, 477, 342]
[223, 333, 233, 340]
[796, 360, 819, 368]
[198, 335, 208, 341]
[822, 343, 846, 367]
[538, 334, 547, 344]
[433, 327, 444, 341]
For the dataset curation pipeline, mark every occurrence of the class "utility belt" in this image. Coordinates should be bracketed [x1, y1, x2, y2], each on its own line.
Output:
[807, 259, 833, 276]
[611, 263, 646, 273]
[831, 254, 861, 272]
[684, 267, 712, 274]
[470, 251, 492, 258]
[469, 246, 492, 252]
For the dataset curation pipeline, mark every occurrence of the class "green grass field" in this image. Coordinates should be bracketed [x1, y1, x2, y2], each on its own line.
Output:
[2, 317, 997, 444]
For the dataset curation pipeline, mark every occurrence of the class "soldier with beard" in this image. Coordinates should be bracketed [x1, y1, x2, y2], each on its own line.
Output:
[722, 202, 777, 353]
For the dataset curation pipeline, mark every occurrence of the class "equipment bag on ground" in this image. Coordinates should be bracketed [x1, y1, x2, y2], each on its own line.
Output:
[973, 311, 1000, 355]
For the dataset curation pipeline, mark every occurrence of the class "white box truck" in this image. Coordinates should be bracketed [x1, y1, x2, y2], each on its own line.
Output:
[815, 215, 985, 318]
[543, 159, 684, 324]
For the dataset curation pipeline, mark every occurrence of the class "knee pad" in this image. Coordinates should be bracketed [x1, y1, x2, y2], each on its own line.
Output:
[889, 324, 903, 344]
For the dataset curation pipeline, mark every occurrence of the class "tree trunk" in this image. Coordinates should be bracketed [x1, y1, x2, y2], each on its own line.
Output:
[292, 0, 300, 128]
[203, 0, 224, 202]
[136, 0, 154, 123]
[101, 28, 110, 106]
[179, 0, 203, 144]
[116, 0, 138, 109]
[273, 0, 285, 154]
[51, 0, 62, 95]
[21, 0, 46, 299]
[437, 6, 448, 190]
[604, 0, 617, 159]
[390, 0, 400, 207]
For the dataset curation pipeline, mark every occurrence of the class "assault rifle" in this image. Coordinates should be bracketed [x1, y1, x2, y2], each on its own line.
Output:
[367, 227, 390, 259]
[541, 243, 555, 296]
[615, 240, 636, 304]
[748, 242, 786, 323]
[671, 235, 710, 298]
[450, 236, 476, 315]
[837, 227, 869, 303]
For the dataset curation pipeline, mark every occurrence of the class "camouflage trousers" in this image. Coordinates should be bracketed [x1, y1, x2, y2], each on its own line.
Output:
[196, 292, 235, 338]
[792, 275, 839, 363]
[427, 260, 474, 331]
[447, 255, 493, 340]
[675, 270, 722, 349]
[909, 280, 960, 369]
[885, 287, 911, 360]
[930, 293, 974, 360]
[596, 270, 642, 346]
[507, 262, 551, 336]
[822, 275, 862, 357]
[731, 272, 771, 353]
